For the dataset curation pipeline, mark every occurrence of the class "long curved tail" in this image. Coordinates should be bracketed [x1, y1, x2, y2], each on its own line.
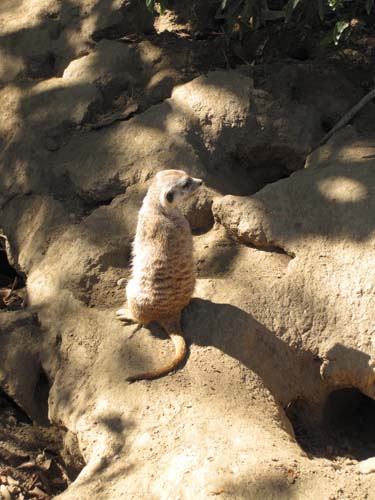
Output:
[126, 332, 187, 382]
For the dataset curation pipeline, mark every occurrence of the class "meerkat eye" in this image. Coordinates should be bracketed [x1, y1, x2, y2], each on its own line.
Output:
[166, 190, 174, 203]
[181, 178, 192, 189]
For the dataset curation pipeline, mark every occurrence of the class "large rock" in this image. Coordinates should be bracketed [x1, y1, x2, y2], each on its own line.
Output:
[62, 40, 140, 94]
[50, 69, 323, 204]
[0, 0, 149, 80]
[213, 127, 375, 399]
[1, 25, 375, 497]
[0, 311, 43, 423]
[20, 78, 102, 131]
[52, 71, 255, 201]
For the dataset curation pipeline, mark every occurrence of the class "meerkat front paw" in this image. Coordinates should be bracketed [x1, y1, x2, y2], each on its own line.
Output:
[116, 308, 134, 323]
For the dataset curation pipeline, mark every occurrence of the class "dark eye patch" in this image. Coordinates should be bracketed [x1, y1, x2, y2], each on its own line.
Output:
[181, 178, 192, 189]
[166, 190, 174, 203]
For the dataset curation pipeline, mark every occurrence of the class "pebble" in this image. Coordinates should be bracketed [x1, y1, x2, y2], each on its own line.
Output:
[29, 486, 48, 498]
[8, 484, 20, 494]
[0, 484, 12, 500]
[44, 136, 60, 152]
[358, 456, 375, 474]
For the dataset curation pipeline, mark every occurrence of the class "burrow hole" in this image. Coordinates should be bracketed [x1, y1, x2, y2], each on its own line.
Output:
[0, 235, 26, 310]
[0, 236, 85, 494]
[0, 367, 85, 497]
[206, 146, 302, 197]
[286, 388, 375, 460]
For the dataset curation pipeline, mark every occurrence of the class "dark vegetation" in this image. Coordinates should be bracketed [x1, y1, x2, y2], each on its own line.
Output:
[147, 0, 375, 45]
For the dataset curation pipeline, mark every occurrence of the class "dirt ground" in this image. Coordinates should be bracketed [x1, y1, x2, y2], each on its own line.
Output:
[1, 1, 375, 499]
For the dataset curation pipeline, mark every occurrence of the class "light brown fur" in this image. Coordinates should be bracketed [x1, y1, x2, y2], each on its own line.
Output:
[116, 169, 203, 381]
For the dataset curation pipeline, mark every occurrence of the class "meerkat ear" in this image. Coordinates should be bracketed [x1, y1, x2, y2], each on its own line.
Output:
[166, 190, 174, 203]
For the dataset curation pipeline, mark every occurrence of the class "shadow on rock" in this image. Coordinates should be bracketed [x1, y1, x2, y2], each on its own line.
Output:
[321, 343, 375, 399]
[184, 298, 324, 407]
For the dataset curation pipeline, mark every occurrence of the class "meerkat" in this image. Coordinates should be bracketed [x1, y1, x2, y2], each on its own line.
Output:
[116, 169, 203, 382]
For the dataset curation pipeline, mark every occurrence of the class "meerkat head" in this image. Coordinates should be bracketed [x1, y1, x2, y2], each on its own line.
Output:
[154, 170, 203, 209]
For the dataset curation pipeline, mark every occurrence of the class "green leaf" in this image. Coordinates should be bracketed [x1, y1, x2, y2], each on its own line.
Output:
[146, 0, 155, 13]
[366, 0, 374, 14]
[285, 0, 301, 23]
[319, 31, 335, 47]
[316, 0, 325, 20]
[333, 19, 350, 44]
[159, 0, 168, 15]
[328, 0, 344, 12]
[221, 0, 228, 9]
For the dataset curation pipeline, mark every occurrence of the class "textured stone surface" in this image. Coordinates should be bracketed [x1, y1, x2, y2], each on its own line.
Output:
[0, 311, 42, 422]
[213, 127, 375, 399]
[1, 12, 375, 496]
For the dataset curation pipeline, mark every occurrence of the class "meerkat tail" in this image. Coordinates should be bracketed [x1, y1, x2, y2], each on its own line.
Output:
[126, 332, 187, 382]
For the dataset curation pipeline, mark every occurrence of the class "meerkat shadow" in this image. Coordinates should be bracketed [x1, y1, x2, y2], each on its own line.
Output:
[184, 298, 318, 401]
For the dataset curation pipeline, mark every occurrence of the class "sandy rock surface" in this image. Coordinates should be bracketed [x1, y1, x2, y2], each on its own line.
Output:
[214, 127, 375, 395]
[1, 1, 375, 498]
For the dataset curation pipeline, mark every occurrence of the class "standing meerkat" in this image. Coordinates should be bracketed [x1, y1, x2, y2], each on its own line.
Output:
[116, 169, 203, 382]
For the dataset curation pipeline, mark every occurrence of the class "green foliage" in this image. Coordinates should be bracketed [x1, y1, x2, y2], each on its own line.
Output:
[328, 0, 344, 10]
[366, 0, 374, 14]
[145, 0, 374, 44]
[145, 0, 155, 13]
[332, 19, 351, 44]
[223, 0, 374, 44]
[145, 0, 168, 15]
[215, 0, 270, 32]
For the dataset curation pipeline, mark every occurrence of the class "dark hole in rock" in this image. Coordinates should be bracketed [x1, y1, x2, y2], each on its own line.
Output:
[0, 237, 20, 282]
[26, 52, 56, 79]
[0, 388, 32, 425]
[207, 146, 301, 197]
[92, 24, 125, 42]
[240, 240, 292, 257]
[287, 46, 310, 61]
[0, 236, 26, 310]
[287, 389, 375, 460]
[0, 388, 85, 496]
[33, 368, 51, 427]
[321, 116, 336, 133]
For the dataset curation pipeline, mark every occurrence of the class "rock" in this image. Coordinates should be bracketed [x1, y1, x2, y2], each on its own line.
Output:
[120, 0, 155, 35]
[1, 195, 69, 274]
[154, 0, 218, 36]
[213, 128, 375, 397]
[0, 2, 54, 81]
[52, 71, 257, 201]
[63, 40, 139, 96]
[90, 1, 125, 42]
[26, 52, 56, 79]
[20, 78, 102, 131]
[0, 311, 43, 423]
[358, 457, 375, 474]
[2, 9, 375, 497]
[0, 190, 139, 308]
[44, 136, 60, 151]
[146, 68, 184, 104]
[182, 186, 216, 232]
[253, 63, 363, 125]
[0, 484, 11, 500]
[0, 48, 25, 83]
